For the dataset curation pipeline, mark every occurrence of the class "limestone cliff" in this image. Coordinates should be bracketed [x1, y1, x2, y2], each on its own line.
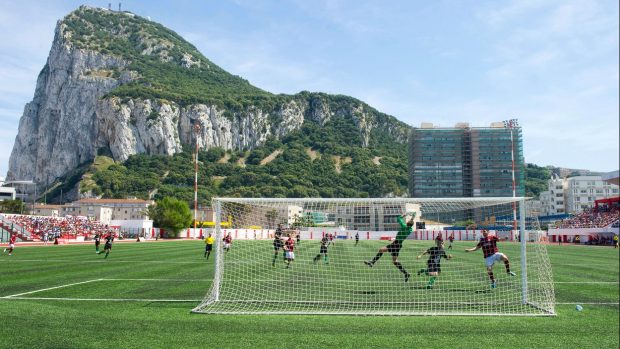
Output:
[7, 6, 410, 198]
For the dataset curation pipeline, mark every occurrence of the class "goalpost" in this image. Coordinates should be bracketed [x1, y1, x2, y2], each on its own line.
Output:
[192, 197, 555, 316]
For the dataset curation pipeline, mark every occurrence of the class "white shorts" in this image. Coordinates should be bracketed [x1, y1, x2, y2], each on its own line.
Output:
[224, 243, 230, 249]
[9, 244, 15, 249]
[485, 252, 506, 267]
[286, 251, 295, 260]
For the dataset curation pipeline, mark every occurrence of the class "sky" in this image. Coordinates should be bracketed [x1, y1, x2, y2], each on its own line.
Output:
[0, 0, 618, 177]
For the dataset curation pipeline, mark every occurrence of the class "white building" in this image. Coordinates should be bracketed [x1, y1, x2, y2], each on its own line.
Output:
[0, 186, 16, 201]
[539, 175, 566, 215]
[334, 202, 421, 231]
[540, 175, 619, 215]
[565, 176, 619, 213]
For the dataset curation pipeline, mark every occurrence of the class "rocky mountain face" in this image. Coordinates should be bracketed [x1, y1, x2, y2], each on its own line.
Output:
[7, 6, 410, 197]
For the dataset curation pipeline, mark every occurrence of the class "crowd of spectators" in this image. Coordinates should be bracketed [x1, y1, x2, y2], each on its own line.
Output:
[4, 214, 115, 240]
[557, 206, 619, 229]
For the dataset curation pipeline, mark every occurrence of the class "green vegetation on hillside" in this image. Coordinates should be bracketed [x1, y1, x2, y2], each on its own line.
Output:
[88, 118, 408, 204]
[525, 164, 552, 198]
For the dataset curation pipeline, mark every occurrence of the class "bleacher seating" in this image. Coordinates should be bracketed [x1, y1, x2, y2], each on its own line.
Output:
[3, 214, 115, 240]
[557, 207, 619, 229]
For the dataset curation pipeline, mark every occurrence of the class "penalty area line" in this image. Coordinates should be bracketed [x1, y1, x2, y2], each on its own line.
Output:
[1, 297, 202, 302]
[1, 279, 104, 298]
[556, 302, 619, 305]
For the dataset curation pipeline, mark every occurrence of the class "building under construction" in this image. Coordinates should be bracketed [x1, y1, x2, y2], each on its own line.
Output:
[408, 122, 525, 225]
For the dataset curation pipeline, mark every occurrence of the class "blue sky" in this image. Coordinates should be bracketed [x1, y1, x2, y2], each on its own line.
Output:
[0, 0, 618, 177]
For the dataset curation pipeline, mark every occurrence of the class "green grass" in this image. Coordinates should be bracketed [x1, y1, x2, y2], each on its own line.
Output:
[0, 241, 617, 348]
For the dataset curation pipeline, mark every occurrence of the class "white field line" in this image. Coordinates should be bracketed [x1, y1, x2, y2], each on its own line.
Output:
[213, 279, 619, 285]
[2, 297, 616, 305]
[0, 259, 207, 264]
[2, 297, 202, 302]
[556, 302, 619, 305]
[2, 279, 103, 298]
[552, 281, 618, 284]
[1, 277, 617, 305]
[103, 278, 210, 282]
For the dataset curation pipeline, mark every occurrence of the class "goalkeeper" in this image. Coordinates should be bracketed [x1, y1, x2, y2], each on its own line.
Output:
[364, 213, 415, 282]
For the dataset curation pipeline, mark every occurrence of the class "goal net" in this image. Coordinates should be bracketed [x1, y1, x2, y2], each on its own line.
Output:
[192, 198, 555, 316]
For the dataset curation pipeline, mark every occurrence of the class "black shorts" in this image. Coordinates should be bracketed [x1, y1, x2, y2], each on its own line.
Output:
[274, 240, 283, 250]
[320, 246, 328, 254]
[205, 244, 213, 251]
[427, 262, 441, 273]
[95, 241, 100, 246]
[387, 241, 403, 257]
[104, 243, 112, 250]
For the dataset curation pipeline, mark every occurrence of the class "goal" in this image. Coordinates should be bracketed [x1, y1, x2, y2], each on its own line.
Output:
[192, 197, 555, 316]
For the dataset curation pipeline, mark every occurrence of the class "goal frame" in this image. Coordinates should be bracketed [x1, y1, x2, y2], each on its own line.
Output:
[192, 197, 555, 316]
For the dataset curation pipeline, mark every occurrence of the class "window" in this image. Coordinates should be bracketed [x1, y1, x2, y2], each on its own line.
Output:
[354, 216, 370, 224]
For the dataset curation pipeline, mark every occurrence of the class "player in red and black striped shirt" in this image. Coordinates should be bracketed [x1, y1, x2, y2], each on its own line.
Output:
[466, 230, 516, 288]
[284, 234, 295, 269]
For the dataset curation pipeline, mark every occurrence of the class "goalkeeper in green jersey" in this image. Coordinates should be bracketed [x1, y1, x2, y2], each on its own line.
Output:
[364, 213, 415, 282]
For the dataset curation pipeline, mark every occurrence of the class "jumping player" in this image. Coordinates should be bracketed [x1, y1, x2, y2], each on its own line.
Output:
[313, 234, 330, 265]
[417, 238, 452, 289]
[103, 233, 114, 259]
[466, 230, 516, 288]
[204, 233, 215, 259]
[364, 213, 415, 282]
[3, 233, 17, 256]
[284, 233, 295, 268]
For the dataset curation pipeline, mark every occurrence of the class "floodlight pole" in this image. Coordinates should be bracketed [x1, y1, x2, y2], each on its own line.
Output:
[504, 118, 519, 241]
[520, 199, 528, 304]
[193, 123, 201, 239]
[510, 129, 517, 240]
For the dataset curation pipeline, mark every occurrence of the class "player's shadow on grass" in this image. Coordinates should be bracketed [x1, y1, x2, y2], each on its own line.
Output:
[407, 285, 492, 294]
[353, 290, 378, 295]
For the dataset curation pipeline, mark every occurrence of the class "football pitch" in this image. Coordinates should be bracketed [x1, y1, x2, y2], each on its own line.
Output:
[0, 240, 618, 348]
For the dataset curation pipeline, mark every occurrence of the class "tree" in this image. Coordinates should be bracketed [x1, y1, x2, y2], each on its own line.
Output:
[265, 209, 279, 229]
[150, 197, 192, 237]
[0, 199, 25, 214]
